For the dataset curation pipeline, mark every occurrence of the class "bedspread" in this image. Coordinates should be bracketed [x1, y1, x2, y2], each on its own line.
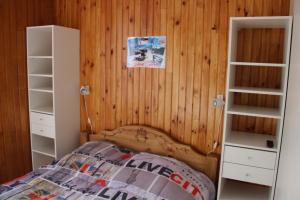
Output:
[0, 141, 215, 200]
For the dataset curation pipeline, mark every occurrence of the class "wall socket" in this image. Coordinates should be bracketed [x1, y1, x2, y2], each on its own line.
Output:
[212, 95, 225, 108]
[80, 85, 90, 95]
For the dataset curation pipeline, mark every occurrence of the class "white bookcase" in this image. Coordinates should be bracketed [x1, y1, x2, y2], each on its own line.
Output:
[27, 25, 80, 169]
[218, 17, 292, 200]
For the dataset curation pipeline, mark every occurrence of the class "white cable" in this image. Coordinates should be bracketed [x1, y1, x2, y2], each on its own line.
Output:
[208, 105, 225, 154]
[83, 95, 93, 133]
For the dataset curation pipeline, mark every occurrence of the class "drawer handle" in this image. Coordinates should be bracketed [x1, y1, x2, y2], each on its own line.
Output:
[245, 173, 251, 177]
[40, 129, 44, 132]
[247, 156, 253, 160]
[39, 118, 43, 121]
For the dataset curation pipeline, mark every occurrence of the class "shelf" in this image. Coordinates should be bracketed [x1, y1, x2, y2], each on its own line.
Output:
[226, 131, 277, 152]
[28, 57, 52, 76]
[27, 25, 81, 171]
[227, 105, 281, 119]
[32, 134, 55, 157]
[229, 87, 284, 96]
[29, 76, 52, 92]
[29, 72, 52, 92]
[231, 16, 291, 29]
[32, 151, 55, 170]
[29, 91, 53, 114]
[29, 88, 53, 93]
[28, 74, 53, 78]
[219, 179, 271, 200]
[28, 56, 53, 59]
[27, 27, 52, 57]
[219, 16, 292, 200]
[230, 62, 286, 68]
[32, 149, 55, 158]
[30, 106, 53, 115]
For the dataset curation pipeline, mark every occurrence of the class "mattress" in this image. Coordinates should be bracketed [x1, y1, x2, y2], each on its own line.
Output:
[0, 141, 215, 200]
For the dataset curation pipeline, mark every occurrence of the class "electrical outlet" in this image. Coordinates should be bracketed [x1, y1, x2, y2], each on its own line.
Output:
[80, 86, 90, 95]
[212, 95, 225, 108]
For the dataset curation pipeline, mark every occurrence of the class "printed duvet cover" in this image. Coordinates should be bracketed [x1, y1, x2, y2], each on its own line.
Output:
[0, 141, 215, 200]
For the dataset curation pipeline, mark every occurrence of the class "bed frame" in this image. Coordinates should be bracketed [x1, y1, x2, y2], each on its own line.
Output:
[80, 125, 219, 182]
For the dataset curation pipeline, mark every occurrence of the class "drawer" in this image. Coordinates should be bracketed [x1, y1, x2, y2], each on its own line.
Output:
[31, 123, 55, 139]
[224, 146, 276, 169]
[30, 112, 54, 126]
[222, 162, 274, 186]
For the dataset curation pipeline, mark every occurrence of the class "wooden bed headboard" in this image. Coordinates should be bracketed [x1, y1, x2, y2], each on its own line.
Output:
[80, 125, 219, 182]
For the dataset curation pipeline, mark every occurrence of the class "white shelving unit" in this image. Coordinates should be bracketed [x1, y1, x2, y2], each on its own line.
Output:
[218, 17, 293, 200]
[27, 25, 80, 169]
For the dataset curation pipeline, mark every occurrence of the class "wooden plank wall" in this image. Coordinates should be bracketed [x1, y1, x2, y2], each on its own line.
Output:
[0, 0, 291, 183]
[54, 0, 290, 155]
[0, 0, 54, 183]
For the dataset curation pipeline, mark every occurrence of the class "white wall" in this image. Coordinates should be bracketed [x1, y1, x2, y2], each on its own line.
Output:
[275, 1, 300, 199]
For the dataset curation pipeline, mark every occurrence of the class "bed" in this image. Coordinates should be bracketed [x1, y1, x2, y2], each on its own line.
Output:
[0, 126, 218, 200]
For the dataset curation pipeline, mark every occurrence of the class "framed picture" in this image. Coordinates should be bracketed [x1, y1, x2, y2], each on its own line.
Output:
[127, 36, 166, 68]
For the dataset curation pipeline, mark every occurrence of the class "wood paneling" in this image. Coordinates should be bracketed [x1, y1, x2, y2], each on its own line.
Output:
[0, 0, 54, 183]
[54, 0, 290, 155]
[0, 0, 291, 183]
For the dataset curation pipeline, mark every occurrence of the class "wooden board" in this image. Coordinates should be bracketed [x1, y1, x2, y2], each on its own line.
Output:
[82, 125, 218, 182]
